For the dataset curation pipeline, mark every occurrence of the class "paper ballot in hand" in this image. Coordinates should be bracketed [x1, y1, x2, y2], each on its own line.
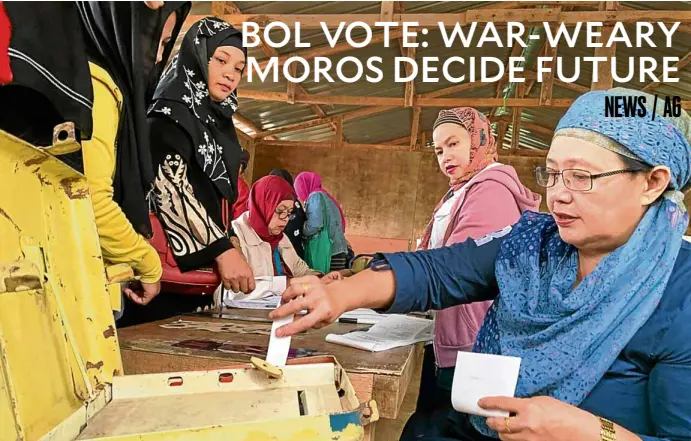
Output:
[265, 295, 293, 367]
[223, 276, 287, 306]
[451, 352, 521, 418]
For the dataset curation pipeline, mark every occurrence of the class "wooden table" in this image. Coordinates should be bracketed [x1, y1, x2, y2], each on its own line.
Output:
[117, 310, 424, 441]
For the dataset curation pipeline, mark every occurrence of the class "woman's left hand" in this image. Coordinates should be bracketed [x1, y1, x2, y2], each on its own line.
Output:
[480, 396, 600, 441]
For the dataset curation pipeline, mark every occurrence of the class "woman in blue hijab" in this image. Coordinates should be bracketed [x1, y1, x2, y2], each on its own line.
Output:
[271, 88, 691, 441]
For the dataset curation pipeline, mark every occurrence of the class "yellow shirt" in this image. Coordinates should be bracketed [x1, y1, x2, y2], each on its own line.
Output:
[82, 62, 162, 284]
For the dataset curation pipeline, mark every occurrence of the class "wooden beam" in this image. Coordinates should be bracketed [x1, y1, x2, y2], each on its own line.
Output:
[211, 1, 225, 17]
[410, 106, 422, 150]
[380, 1, 395, 21]
[233, 112, 279, 140]
[591, 2, 618, 90]
[523, 70, 590, 94]
[421, 82, 489, 99]
[539, 44, 558, 106]
[404, 35, 416, 108]
[491, 42, 524, 117]
[643, 50, 691, 92]
[286, 65, 297, 105]
[240, 90, 579, 108]
[334, 116, 344, 149]
[510, 83, 525, 151]
[223, 2, 243, 14]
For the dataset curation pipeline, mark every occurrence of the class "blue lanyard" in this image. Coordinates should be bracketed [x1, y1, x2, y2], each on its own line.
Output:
[273, 248, 284, 276]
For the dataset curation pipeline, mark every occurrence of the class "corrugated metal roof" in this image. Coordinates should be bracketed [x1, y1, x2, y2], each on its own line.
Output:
[184, 1, 691, 150]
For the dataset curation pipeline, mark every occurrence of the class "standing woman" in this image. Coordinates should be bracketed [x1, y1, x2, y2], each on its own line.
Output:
[407, 107, 541, 430]
[148, 17, 255, 296]
[76, 1, 191, 306]
[270, 169, 308, 260]
[294, 172, 348, 274]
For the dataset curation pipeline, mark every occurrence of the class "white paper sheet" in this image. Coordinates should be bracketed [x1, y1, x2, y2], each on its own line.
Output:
[223, 276, 287, 307]
[451, 352, 522, 418]
[325, 315, 434, 352]
[266, 312, 293, 367]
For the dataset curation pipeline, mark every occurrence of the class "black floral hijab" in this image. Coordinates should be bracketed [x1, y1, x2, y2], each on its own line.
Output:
[149, 17, 246, 203]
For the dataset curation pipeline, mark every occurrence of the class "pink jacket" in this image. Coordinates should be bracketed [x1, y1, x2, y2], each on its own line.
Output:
[433, 164, 541, 368]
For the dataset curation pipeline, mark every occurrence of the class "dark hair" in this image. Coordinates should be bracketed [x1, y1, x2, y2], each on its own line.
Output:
[618, 153, 652, 172]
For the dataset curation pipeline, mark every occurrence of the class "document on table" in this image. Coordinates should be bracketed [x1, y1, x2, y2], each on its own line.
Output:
[325, 315, 434, 352]
[451, 352, 521, 418]
[223, 276, 286, 308]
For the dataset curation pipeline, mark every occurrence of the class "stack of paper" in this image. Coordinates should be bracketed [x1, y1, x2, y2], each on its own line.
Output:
[223, 276, 286, 308]
[326, 315, 434, 352]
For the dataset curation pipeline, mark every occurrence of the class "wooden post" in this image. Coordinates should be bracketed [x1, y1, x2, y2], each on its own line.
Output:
[496, 122, 509, 150]
[510, 83, 525, 152]
[404, 34, 416, 108]
[334, 116, 344, 149]
[409, 106, 422, 151]
[539, 44, 558, 105]
[287, 64, 297, 105]
[591, 1, 618, 90]
[380, 1, 395, 21]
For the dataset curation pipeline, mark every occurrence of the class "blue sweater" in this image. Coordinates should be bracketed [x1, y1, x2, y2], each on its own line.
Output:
[379, 237, 691, 441]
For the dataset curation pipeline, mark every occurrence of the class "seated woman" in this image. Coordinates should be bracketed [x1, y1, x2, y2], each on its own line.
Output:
[270, 168, 308, 260]
[231, 175, 319, 298]
[148, 17, 254, 296]
[272, 88, 691, 441]
[294, 172, 348, 273]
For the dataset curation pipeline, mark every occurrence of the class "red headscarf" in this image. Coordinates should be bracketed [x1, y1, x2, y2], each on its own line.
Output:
[418, 107, 498, 250]
[248, 175, 295, 250]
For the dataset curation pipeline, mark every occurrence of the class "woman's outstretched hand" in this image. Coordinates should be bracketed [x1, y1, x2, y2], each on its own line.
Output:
[269, 275, 345, 337]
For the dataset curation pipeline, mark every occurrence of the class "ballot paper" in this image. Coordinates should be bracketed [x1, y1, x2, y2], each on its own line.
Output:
[223, 276, 287, 307]
[325, 315, 433, 352]
[451, 352, 522, 418]
[266, 312, 293, 367]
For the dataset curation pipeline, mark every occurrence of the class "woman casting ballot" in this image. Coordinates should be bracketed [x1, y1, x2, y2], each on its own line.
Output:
[271, 88, 691, 441]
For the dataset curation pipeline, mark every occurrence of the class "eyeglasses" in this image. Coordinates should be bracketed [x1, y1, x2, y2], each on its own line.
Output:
[274, 209, 295, 221]
[535, 167, 641, 192]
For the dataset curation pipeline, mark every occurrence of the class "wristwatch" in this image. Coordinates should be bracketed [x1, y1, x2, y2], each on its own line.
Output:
[599, 417, 616, 441]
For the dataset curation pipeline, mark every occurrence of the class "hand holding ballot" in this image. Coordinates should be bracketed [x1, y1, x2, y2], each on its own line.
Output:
[479, 396, 604, 441]
[270, 271, 397, 337]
